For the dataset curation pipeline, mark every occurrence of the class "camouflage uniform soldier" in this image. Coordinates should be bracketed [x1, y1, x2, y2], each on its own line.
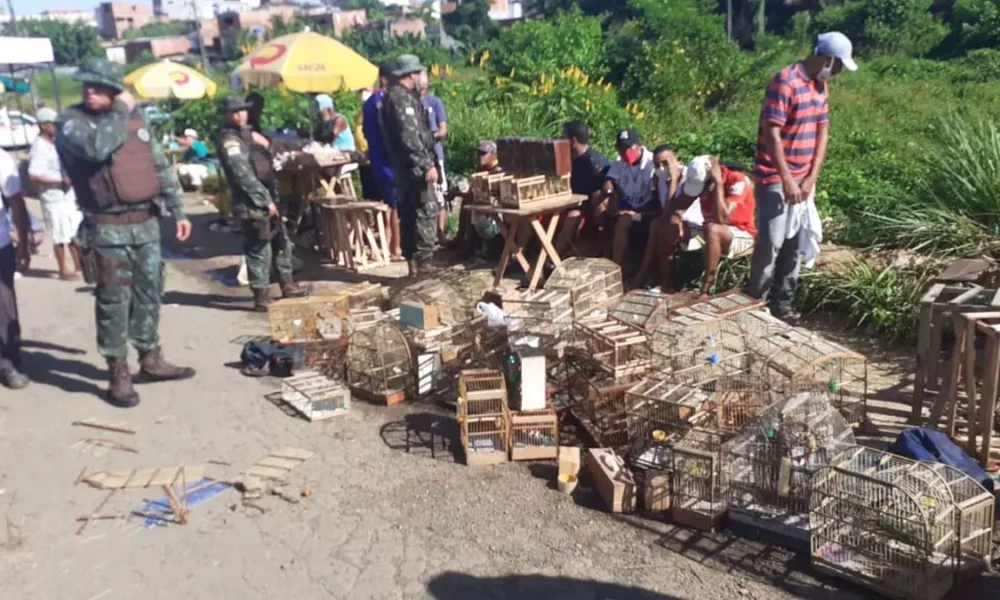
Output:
[56, 57, 195, 408]
[379, 54, 439, 277]
[215, 96, 305, 311]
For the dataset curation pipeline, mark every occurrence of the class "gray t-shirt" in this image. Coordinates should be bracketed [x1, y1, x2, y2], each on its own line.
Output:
[422, 94, 447, 163]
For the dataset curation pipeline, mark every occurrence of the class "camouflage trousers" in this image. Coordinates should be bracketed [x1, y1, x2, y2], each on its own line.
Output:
[94, 240, 162, 359]
[242, 217, 293, 289]
[399, 179, 438, 262]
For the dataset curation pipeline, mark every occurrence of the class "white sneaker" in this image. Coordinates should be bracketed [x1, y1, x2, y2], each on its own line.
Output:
[236, 257, 249, 287]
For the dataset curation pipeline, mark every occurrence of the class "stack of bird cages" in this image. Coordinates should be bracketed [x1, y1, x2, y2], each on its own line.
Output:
[809, 446, 978, 600]
[924, 461, 995, 573]
[268, 296, 345, 343]
[707, 374, 776, 433]
[563, 356, 637, 452]
[345, 322, 413, 405]
[571, 314, 653, 379]
[502, 288, 574, 343]
[609, 290, 691, 332]
[545, 257, 623, 318]
[343, 282, 385, 313]
[626, 376, 715, 433]
[509, 409, 559, 461]
[672, 427, 732, 532]
[390, 278, 465, 326]
[722, 391, 856, 545]
[457, 369, 510, 466]
[650, 314, 751, 382]
[440, 268, 498, 322]
[752, 328, 868, 426]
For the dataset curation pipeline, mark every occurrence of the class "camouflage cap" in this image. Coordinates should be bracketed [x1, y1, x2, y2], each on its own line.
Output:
[392, 54, 426, 77]
[72, 56, 125, 93]
[217, 95, 254, 114]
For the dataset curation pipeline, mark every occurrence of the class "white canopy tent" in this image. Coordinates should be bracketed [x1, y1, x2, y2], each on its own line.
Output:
[0, 36, 62, 110]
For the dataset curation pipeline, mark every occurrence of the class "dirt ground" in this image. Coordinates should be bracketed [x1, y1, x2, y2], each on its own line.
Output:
[1, 196, 998, 600]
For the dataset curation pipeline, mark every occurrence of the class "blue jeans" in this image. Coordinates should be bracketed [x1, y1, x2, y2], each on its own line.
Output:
[745, 182, 801, 313]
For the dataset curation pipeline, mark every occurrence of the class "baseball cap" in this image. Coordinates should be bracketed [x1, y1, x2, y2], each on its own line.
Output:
[815, 31, 857, 72]
[36, 107, 58, 124]
[315, 94, 334, 111]
[616, 129, 640, 152]
[477, 140, 497, 154]
[183, 128, 198, 139]
[682, 155, 712, 197]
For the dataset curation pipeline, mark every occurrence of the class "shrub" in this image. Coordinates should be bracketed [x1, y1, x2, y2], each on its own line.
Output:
[483, 8, 607, 82]
[813, 0, 947, 57]
[952, 0, 1000, 53]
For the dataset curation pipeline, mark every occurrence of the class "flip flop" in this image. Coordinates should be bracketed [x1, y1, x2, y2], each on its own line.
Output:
[390, 255, 405, 263]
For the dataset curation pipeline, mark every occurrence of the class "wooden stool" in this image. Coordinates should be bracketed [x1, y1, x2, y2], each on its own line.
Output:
[318, 201, 390, 271]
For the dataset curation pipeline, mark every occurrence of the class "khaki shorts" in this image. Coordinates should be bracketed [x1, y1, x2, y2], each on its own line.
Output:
[684, 223, 755, 259]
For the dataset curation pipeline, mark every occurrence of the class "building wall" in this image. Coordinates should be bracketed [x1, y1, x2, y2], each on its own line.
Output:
[123, 35, 191, 63]
[388, 16, 426, 38]
[37, 9, 98, 26]
[299, 8, 367, 37]
[489, 0, 522, 21]
[153, 0, 214, 21]
[96, 2, 156, 40]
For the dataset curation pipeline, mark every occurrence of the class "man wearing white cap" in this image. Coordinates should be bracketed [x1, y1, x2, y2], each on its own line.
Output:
[175, 128, 212, 193]
[746, 31, 856, 323]
[28, 107, 83, 280]
[651, 155, 756, 296]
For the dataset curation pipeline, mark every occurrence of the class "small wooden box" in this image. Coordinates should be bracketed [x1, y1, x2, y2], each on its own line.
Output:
[399, 301, 440, 330]
[587, 448, 636, 513]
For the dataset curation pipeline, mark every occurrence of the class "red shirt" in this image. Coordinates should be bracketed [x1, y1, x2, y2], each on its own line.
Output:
[699, 167, 756, 237]
[754, 62, 829, 185]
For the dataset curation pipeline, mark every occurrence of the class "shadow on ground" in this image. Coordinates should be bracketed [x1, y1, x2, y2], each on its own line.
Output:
[379, 412, 460, 463]
[20, 340, 104, 397]
[426, 572, 681, 600]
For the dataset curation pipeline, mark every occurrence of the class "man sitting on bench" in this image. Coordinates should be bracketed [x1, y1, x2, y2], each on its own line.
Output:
[656, 155, 756, 297]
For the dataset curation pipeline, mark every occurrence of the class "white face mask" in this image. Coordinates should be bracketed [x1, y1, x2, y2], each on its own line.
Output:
[361, 90, 372, 103]
[817, 57, 835, 82]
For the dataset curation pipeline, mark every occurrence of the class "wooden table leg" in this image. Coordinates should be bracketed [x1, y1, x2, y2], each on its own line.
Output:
[979, 331, 1000, 466]
[494, 215, 526, 288]
[528, 214, 563, 290]
[375, 211, 390, 263]
[912, 301, 932, 423]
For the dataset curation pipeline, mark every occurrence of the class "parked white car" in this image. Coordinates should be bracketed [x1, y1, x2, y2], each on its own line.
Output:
[0, 109, 39, 150]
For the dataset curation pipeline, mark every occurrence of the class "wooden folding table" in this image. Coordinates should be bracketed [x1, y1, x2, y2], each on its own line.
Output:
[465, 194, 585, 290]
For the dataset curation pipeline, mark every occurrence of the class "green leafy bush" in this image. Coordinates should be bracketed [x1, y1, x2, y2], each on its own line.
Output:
[813, 0, 947, 56]
[483, 8, 607, 81]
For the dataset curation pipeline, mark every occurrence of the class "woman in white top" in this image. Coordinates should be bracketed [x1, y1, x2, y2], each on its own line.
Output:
[28, 107, 83, 280]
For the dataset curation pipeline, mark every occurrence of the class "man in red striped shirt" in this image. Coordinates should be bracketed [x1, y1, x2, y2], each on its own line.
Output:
[746, 32, 857, 322]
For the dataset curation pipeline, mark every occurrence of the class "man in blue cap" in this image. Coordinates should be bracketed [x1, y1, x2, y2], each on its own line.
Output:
[746, 31, 856, 323]
[313, 93, 355, 150]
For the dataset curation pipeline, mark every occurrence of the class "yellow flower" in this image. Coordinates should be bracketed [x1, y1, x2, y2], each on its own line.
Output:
[637, 112, 645, 121]
[604, 82, 612, 92]
[509, 67, 516, 78]
[585, 99, 592, 112]
[451, 90, 457, 97]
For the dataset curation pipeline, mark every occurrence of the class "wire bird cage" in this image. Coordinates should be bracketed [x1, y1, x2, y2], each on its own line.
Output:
[509, 409, 559, 460]
[439, 268, 498, 322]
[290, 338, 348, 380]
[926, 462, 995, 572]
[669, 291, 764, 322]
[345, 322, 413, 405]
[722, 391, 856, 541]
[609, 290, 689, 332]
[544, 257, 623, 318]
[390, 278, 465, 326]
[502, 288, 574, 342]
[570, 314, 653, 380]
[672, 427, 732, 532]
[279, 371, 350, 421]
[650, 314, 751, 382]
[458, 370, 510, 466]
[809, 446, 993, 600]
[268, 296, 345, 343]
[750, 328, 868, 426]
[562, 357, 637, 452]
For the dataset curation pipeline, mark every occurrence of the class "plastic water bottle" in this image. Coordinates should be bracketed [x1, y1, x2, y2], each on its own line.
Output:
[827, 360, 841, 392]
[704, 334, 720, 366]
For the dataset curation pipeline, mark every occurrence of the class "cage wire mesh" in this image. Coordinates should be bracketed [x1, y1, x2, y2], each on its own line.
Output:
[923, 462, 994, 572]
[544, 257, 623, 318]
[563, 356, 637, 452]
[750, 328, 868, 426]
[609, 290, 689, 332]
[672, 427, 732, 531]
[651, 316, 751, 382]
[502, 288, 574, 343]
[723, 391, 856, 533]
[570, 314, 653, 380]
[809, 446, 973, 600]
[345, 322, 413, 397]
[389, 278, 465, 326]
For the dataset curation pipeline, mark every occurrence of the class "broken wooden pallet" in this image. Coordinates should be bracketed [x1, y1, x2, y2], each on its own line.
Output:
[244, 448, 313, 482]
[77, 466, 207, 534]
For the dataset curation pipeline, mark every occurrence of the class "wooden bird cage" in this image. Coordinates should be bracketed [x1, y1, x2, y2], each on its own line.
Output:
[346, 307, 388, 333]
[669, 291, 764, 322]
[290, 338, 348, 380]
[671, 427, 732, 532]
[610, 290, 689, 332]
[279, 371, 350, 421]
[571, 315, 653, 380]
[809, 446, 989, 600]
[626, 376, 714, 432]
[346, 322, 413, 405]
[626, 424, 687, 473]
[545, 257, 623, 318]
[390, 278, 465, 326]
[268, 296, 345, 343]
[651, 315, 751, 382]
[458, 369, 508, 419]
[440, 268, 499, 322]
[458, 369, 510, 466]
[509, 409, 559, 460]
[751, 329, 868, 426]
[723, 391, 856, 544]
[563, 357, 637, 452]
[707, 374, 776, 432]
[461, 413, 510, 466]
[502, 288, 574, 341]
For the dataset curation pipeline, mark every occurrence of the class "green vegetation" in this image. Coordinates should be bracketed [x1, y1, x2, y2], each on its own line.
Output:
[124, 21, 190, 40]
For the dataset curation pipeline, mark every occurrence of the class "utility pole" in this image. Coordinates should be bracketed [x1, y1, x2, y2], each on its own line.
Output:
[726, 0, 732, 42]
[190, 0, 210, 72]
[6, 0, 19, 36]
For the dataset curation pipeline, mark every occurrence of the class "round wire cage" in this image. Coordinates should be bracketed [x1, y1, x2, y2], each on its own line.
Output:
[346, 322, 414, 400]
[723, 391, 856, 520]
[545, 257, 623, 318]
[809, 446, 975, 600]
[440, 268, 499, 322]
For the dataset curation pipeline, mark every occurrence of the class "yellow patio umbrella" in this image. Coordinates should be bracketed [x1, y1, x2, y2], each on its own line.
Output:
[124, 60, 218, 100]
[235, 30, 378, 93]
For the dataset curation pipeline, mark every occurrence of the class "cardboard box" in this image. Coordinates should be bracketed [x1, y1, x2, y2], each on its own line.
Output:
[587, 448, 636, 513]
[517, 348, 547, 411]
[399, 301, 440, 330]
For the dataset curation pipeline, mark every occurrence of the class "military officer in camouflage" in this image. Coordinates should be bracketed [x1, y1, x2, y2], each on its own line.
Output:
[379, 55, 439, 277]
[215, 96, 305, 311]
[56, 57, 196, 409]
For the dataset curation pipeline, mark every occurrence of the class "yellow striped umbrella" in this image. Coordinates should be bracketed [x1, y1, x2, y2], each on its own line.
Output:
[234, 30, 378, 93]
[124, 60, 218, 100]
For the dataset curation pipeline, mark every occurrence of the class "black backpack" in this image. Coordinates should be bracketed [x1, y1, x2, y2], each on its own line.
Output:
[240, 339, 295, 378]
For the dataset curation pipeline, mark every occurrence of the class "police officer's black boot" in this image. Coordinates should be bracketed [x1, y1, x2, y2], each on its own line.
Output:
[106, 358, 140, 409]
[252, 288, 272, 313]
[279, 279, 307, 299]
[138, 347, 196, 382]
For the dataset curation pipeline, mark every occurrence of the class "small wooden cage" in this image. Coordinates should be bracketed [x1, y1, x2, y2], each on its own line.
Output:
[346, 322, 413, 405]
[751, 328, 868, 426]
[626, 376, 714, 432]
[545, 257, 623, 318]
[509, 409, 559, 461]
[563, 357, 636, 452]
[290, 338, 348, 380]
[723, 391, 856, 542]
[268, 296, 344, 343]
[461, 414, 510, 466]
[571, 315, 653, 379]
[809, 446, 983, 600]
[458, 369, 508, 419]
[671, 427, 731, 532]
[626, 423, 687, 473]
[651, 315, 750, 382]
[502, 288, 574, 340]
[609, 290, 689, 332]
[706, 374, 776, 432]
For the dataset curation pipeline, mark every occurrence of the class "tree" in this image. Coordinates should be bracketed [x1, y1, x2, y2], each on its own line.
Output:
[1, 20, 101, 65]
[124, 21, 190, 40]
[442, 0, 498, 46]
